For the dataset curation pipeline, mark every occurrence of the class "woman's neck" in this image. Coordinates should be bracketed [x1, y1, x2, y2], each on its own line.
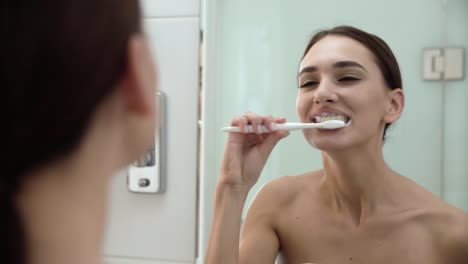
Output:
[319, 144, 399, 226]
[16, 126, 122, 264]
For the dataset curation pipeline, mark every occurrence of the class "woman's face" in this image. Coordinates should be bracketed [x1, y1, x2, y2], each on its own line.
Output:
[296, 35, 402, 151]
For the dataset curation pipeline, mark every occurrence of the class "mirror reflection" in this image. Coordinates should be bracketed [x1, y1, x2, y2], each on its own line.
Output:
[201, 0, 468, 263]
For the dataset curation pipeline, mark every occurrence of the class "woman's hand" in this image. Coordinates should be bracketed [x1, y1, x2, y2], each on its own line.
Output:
[218, 112, 289, 191]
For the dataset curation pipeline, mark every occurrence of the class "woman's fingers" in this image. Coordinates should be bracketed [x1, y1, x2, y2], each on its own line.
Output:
[242, 112, 263, 133]
[230, 113, 286, 134]
[264, 115, 280, 132]
[221, 112, 290, 189]
[230, 115, 248, 133]
[274, 117, 287, 124]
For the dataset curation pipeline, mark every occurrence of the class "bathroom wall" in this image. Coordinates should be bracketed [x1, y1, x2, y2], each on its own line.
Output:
[104, 1, 200, 263]
[200, 0, 467, 261]
[443, 0, 468, 212]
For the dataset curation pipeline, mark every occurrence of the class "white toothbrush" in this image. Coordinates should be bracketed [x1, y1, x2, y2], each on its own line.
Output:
[221, 120, 346, 133]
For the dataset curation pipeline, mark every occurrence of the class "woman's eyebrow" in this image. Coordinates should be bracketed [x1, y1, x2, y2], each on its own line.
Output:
[298, 66, 317, 76]
[298, 60, 367, 78]
[333, 60, 368, 72]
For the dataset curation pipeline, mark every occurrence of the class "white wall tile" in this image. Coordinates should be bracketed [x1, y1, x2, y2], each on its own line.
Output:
[141, 0, 200, 18]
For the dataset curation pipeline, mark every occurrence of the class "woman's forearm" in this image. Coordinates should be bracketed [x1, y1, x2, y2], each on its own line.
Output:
[205, 183, 250, 264]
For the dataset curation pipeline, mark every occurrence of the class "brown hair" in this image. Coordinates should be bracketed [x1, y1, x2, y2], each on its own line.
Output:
[2, 0, 142, 263]
[301, 25, 402, 140]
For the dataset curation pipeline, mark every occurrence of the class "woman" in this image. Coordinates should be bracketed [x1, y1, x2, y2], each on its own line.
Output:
[3, 0, 157, 263]
[206, 26, 468, 263]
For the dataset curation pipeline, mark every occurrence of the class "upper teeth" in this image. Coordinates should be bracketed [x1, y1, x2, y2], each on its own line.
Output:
[314, 114, 348, 123]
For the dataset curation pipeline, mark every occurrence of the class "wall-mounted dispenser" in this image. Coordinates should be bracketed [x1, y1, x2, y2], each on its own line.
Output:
[127, 91, 166, 193]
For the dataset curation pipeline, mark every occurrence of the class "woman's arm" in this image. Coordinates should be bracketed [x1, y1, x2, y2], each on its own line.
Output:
[205, 184, 248, 264]
[205, 113, 289, 264]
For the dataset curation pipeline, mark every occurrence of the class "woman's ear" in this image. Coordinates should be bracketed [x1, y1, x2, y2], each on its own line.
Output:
[384, 88, 404, 124]
[121, 34, 157, 116]
[110, 34, 157, 164]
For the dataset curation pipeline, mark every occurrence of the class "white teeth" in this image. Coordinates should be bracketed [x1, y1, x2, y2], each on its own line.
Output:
[313, 114, 349, 123]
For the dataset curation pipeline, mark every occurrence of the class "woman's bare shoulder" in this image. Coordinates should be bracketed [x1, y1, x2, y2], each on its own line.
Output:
[400, 176, 468, 261]
[249, 171, 323, 212]
[431, 208, 468, 262]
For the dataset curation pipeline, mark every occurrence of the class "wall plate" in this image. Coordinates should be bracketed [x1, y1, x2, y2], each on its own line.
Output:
[422, 47, 465, 81]
[127, 91, 166, 193]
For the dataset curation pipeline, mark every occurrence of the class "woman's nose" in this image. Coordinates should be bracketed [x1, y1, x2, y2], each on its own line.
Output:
[314, 81, 338, 104]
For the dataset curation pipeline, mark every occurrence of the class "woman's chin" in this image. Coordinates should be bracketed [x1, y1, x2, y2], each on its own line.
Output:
[307, 138, 351, 151]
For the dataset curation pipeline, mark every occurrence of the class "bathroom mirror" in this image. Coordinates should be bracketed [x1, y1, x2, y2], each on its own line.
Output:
[200, 0, 468, 223]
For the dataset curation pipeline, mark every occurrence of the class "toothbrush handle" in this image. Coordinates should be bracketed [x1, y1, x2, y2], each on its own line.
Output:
[276, 123, 307, 131]
[220, 121, 344, 133]
[221, 125, 272, 133]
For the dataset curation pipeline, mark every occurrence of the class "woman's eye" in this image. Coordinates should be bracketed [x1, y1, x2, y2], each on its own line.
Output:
[299, 81, 318, 88]
[338, 76, 360, 82]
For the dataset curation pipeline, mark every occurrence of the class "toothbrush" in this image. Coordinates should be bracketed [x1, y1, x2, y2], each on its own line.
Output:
[221, 120, 346, 133]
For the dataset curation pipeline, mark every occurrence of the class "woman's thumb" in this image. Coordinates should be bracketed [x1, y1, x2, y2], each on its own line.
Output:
[258, 131, 289, 157]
